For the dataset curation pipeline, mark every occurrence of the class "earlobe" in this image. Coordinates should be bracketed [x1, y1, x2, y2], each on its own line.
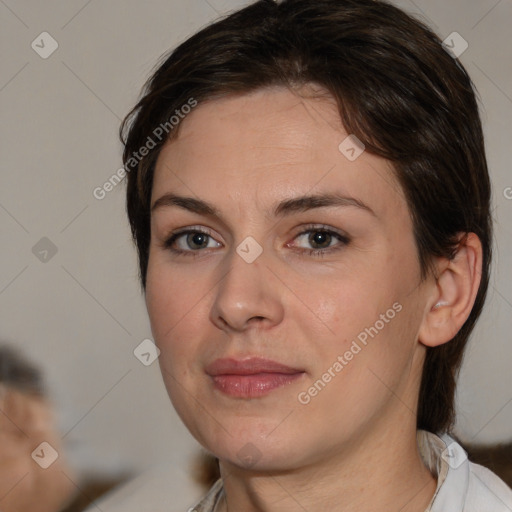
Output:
[419, 233, 483, 348]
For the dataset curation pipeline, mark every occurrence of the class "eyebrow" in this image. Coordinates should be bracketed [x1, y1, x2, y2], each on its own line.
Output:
[151, 192, 376, 218]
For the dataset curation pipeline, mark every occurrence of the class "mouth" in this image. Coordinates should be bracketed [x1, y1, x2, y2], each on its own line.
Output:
[205, 357, 305, 398]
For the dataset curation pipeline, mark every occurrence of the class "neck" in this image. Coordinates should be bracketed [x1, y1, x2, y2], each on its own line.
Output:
[218, 418, 437, 512]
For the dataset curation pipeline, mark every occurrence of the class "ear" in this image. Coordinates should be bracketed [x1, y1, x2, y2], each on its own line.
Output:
[418, 232, 483, 347]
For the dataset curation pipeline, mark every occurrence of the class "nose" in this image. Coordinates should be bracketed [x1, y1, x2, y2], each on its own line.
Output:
[209, 249, 285, 333]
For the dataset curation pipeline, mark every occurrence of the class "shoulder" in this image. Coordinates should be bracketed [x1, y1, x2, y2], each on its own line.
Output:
[464, 460, 512, 511]
[427, 432, 512, 512]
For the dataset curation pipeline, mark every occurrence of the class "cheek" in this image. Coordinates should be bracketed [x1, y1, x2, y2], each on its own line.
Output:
[145, 262, 209, 366]
[299, 254, 419, 379]
[146, 257, 190, 332]
[298, 260, 397, 336]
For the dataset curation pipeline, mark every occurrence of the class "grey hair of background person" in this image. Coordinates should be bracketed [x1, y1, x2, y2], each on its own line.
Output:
[0, 344, 45, 397]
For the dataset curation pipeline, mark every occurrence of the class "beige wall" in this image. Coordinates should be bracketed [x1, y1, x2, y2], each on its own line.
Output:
[1, 0, 511, 486]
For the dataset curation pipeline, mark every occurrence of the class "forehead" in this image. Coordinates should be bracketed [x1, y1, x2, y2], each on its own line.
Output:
[152, 86, 406, 220]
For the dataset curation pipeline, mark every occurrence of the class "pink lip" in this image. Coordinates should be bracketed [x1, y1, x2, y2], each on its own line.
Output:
[206, 357, 305, 398]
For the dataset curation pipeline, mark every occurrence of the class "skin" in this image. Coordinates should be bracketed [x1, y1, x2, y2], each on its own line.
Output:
[145, 85, 482, 511]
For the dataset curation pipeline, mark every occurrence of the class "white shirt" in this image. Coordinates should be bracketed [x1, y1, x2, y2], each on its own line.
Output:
[420, 430, 512, 511]
[190, 431, 512, 511]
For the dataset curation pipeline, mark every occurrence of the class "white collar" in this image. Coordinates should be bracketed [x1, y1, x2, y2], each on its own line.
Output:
[417, 429, 468, 511]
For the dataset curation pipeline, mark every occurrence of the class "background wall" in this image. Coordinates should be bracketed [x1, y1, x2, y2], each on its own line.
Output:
[1, 0, 511, 501]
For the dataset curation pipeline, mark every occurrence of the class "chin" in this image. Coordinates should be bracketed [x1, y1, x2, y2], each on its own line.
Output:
[198, 424, 306, 472]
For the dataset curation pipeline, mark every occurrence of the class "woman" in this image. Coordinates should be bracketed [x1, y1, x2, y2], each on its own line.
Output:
[120, 0, 512, 510]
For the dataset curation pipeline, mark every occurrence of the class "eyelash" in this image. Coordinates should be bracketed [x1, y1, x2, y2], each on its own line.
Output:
[161, 224, 350, 259]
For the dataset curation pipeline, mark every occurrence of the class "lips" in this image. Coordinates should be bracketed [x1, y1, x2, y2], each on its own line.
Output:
[206, 357, 303, 376]
[205, 357, 305, 398]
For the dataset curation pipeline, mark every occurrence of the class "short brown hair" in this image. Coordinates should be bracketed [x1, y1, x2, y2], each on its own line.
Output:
[120, 0, 492, 434]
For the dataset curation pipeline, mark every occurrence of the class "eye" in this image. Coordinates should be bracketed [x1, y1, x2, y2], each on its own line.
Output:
[163, 228, 221, 254]
[162, 224, 350, 258]
[290, 225, 350, 257]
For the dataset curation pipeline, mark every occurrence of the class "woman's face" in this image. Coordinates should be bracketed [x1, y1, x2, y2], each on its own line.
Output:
[146, 86, 432, 471]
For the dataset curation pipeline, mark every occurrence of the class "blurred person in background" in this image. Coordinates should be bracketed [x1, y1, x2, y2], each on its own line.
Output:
[0, 344, 77, 512]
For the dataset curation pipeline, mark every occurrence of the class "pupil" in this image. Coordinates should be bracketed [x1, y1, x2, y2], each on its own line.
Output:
[189, 233, 208, 249]
[310, 231, 331, 248]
